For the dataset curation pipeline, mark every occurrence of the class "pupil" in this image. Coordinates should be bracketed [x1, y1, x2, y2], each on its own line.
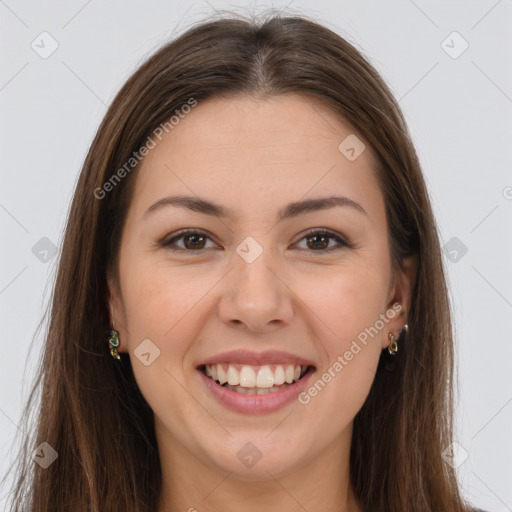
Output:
[185, 234, 205, 249]
[308, 234, 328, 250]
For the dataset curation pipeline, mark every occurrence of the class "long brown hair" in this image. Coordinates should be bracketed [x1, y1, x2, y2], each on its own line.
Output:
[4, 11, 477, 512]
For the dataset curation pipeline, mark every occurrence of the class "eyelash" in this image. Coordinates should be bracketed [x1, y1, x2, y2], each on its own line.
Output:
[160, 228, 351, 254]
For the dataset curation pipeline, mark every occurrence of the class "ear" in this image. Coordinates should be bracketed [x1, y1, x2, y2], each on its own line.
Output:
[382, 253, 418, 349]
[106, 270, 128, 353]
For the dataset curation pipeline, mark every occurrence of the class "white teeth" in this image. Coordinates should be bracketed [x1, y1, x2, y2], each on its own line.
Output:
[224, 383, 291, 394]
[239, 366, 256, 387]
[256, 365, 274, 388]
[227, 365, 239, 386]
[273, 365, 285, 385]
[217, 365, 227, 385]
[285, 365, 294, 384]
[203, 363, 308, 389]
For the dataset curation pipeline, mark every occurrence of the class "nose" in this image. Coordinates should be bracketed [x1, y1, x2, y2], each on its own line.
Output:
[217, 245, 294, 332]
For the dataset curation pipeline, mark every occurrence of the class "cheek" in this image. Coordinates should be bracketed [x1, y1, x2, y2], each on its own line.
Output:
[295, 265, 388, 422]
[291, 261, 388, 410]
[117, 258, 204, 434]
[292, 259, 390, 347]
[119, 255, 207, 342]
[298, 345, 379, 445]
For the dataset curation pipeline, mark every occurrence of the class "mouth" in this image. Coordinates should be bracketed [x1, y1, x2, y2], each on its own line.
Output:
[196, 349, 317, 414]
[198, 363, 315, 395]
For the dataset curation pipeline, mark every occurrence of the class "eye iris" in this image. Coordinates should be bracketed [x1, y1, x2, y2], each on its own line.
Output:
[306, 234, 329, 250]
[184, 234, 206, 250]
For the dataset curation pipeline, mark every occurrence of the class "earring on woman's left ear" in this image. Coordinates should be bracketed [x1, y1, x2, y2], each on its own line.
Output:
[387, 332, 398, 355]
[382, 320, 409, 371]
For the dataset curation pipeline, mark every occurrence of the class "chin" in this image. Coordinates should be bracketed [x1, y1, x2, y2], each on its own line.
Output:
[202, 432, 307, 481]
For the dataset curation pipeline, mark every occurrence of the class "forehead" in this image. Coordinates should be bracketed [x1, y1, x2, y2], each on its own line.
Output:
[129, 93, 384, 223]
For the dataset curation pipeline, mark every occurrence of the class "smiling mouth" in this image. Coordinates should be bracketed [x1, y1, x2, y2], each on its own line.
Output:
[199, 363, 315, 395]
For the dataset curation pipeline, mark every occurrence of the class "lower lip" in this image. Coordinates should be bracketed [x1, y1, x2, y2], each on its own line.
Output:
[198, 367, 315, 414]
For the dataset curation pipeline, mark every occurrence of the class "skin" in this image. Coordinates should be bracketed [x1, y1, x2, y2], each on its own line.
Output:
[108, 93, 417, 512]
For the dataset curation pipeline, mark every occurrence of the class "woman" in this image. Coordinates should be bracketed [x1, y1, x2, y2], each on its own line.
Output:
[4, 12, 486, 512]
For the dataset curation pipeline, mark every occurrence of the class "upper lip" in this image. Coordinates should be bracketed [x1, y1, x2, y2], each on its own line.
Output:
[198, 349, 316, 368]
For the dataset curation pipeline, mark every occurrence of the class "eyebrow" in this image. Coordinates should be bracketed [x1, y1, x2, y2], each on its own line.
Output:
[143, 194, 368, 221]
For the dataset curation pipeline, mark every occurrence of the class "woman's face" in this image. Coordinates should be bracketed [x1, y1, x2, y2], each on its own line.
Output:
[108, 93, 414, 481]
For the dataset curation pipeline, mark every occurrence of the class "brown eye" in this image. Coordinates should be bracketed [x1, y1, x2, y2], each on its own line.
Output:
[295, 229, 350, 252]
[305, 233, 330, 250]
[161, 230, 216, 251]
[182, 233, 206, 250]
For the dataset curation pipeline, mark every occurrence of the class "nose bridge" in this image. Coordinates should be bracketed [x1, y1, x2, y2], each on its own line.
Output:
[218, 235, 293, 330]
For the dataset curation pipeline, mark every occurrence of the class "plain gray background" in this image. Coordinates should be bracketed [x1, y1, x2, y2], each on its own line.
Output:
[1, 1, 511, 511]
